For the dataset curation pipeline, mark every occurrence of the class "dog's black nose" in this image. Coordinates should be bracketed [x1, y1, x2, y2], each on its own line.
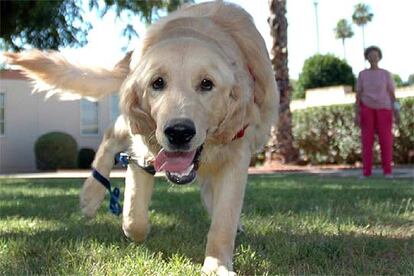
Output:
[164, 118, 196, 147]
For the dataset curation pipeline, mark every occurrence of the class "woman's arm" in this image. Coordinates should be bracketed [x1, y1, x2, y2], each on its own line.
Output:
[354, 72, 363, 125]
[387, 71, 400, 124]
[387, 72, 397, 103]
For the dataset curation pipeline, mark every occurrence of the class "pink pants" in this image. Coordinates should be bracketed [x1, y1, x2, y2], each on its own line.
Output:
[360, 102, 393, 176]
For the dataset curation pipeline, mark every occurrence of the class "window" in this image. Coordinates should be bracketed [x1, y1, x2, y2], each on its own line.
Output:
[110, 94, 120, 122]
[0, 93, 4, 136]
[80, 99, 99, 135]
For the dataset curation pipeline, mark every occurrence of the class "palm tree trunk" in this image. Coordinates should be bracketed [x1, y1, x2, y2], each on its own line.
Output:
[342, 38, 346, 59]
[362, 25, 365, 50]
[266, 0, 299, 164]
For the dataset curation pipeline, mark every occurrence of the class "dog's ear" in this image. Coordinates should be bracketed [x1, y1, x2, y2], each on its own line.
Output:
[3, 50, 130, 100]
[205, 3, 278, 108]
[119, 77, 156, 136]
[212, 72, 253, 144]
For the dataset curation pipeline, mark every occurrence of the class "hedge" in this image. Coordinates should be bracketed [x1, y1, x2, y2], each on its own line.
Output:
[34, 132, 78, 170]
[294, 54, 355, 99]
[292, 97, 414, 164]
[78, 148, 95, 169]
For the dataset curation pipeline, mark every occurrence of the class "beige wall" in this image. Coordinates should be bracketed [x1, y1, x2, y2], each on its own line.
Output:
[0, 77, 117, 173]
[291, 85, 414, 111]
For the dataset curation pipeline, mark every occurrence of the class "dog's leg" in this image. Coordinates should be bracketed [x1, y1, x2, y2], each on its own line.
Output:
[80, 120, 129, 218]
[201, 179, 244, 234]
[122, 164, 155, 242]
[200, 178, 213, 217]
[201, 147, 250, 275]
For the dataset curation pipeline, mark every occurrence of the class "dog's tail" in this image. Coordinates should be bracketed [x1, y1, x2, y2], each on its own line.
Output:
[3, 50, 131, 100]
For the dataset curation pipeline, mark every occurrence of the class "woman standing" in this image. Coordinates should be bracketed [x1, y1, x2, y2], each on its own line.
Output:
[355, 46, 400, 178]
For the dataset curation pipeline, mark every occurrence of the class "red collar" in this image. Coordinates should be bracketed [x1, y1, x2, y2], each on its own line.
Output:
[232, 124, 249, 141]
[248, 65, 256, 82]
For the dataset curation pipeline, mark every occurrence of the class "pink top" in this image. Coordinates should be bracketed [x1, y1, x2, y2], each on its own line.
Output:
[357, 68, 395, 109]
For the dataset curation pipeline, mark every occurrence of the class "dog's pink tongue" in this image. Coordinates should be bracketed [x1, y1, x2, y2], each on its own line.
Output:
[154, 149, 197, 172]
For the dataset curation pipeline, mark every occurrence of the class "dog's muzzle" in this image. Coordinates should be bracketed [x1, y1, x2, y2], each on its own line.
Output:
[154, 145, 203, 185]
[154, 118, 203, 184]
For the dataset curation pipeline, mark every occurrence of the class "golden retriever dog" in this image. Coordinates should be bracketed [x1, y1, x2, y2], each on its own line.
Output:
[5, 1, 278, 274]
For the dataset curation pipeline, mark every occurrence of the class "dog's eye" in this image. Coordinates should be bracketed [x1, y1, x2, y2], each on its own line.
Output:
[200, 79, 214, 92]
[152, 77, 165, 90]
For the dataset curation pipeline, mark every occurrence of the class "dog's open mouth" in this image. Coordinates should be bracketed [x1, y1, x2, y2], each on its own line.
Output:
[154, 146, 203, 185]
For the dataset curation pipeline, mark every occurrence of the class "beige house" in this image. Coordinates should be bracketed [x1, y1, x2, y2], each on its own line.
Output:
[0, 70, 120, 173]
[1, 71, 413, 173]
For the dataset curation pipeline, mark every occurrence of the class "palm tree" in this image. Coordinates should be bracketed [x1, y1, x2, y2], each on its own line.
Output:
[267, 0, 299, 164]
[334, 19, 354, 59]
[352, 3, 373, 50]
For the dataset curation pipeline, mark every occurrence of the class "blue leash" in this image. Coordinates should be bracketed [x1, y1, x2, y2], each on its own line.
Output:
[91, 152, 156, 216]
[92, 168, 122, 216]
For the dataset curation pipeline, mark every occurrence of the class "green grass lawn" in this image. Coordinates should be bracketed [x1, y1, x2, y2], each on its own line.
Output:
[0, 174, 413, 275]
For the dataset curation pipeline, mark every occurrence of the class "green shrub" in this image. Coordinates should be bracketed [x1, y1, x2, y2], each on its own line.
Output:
[407, 75, 414, 86]
[393, 74, 404, 88]
[78, 148, 95, 169]
[295, 54, 355, 99]
[394, 98, 414, 163]
[34, 132, 78, 170]
[292, 97, 414, 164]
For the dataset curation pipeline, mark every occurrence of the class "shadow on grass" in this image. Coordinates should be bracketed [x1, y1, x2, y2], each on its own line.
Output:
[2, 217, 412, 275]
[0, 175, 413, 274]
[234, 229, 413, 274]
[0, 194, 79, 220]
[244, 175, 414, 225]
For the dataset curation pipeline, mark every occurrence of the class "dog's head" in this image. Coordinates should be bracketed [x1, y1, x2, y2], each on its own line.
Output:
[121, 37, 253, 184]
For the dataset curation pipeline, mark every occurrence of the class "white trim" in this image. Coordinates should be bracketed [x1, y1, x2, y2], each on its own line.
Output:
[80, 99, 99, 136]
[110, 93, 120, 122]
[0, 92, 5, 137]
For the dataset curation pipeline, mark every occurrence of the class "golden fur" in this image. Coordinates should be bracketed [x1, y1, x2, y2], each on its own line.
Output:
[5, 2, 278, 274]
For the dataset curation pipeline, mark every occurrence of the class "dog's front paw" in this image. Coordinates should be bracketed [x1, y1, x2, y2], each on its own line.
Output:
[202, 257, 236, 276]
[80, 176, 107, 218]
[122, 220, 150, 242]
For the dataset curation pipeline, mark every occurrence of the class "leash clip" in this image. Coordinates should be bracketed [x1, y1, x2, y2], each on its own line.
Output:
[115, 152, 156, 175]
[92, 168, 122, 216]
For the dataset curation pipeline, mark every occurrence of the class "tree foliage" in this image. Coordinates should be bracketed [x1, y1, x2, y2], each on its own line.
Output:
[352, 3, 373, 49]
[352, 3, 374, 26]
[334, 19, 354, 59]
[393, 74, 404, 88]
[295, 54, 355, 99]
[1, 0, 90, 50]
[91, 0, 192, 24]
[1, 0, 192, 51]
[334, 19, 354, 40]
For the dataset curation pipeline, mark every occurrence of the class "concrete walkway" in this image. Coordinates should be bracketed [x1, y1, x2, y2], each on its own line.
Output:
[250, 166, 414, 179]
[1, 166, 413, 179]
